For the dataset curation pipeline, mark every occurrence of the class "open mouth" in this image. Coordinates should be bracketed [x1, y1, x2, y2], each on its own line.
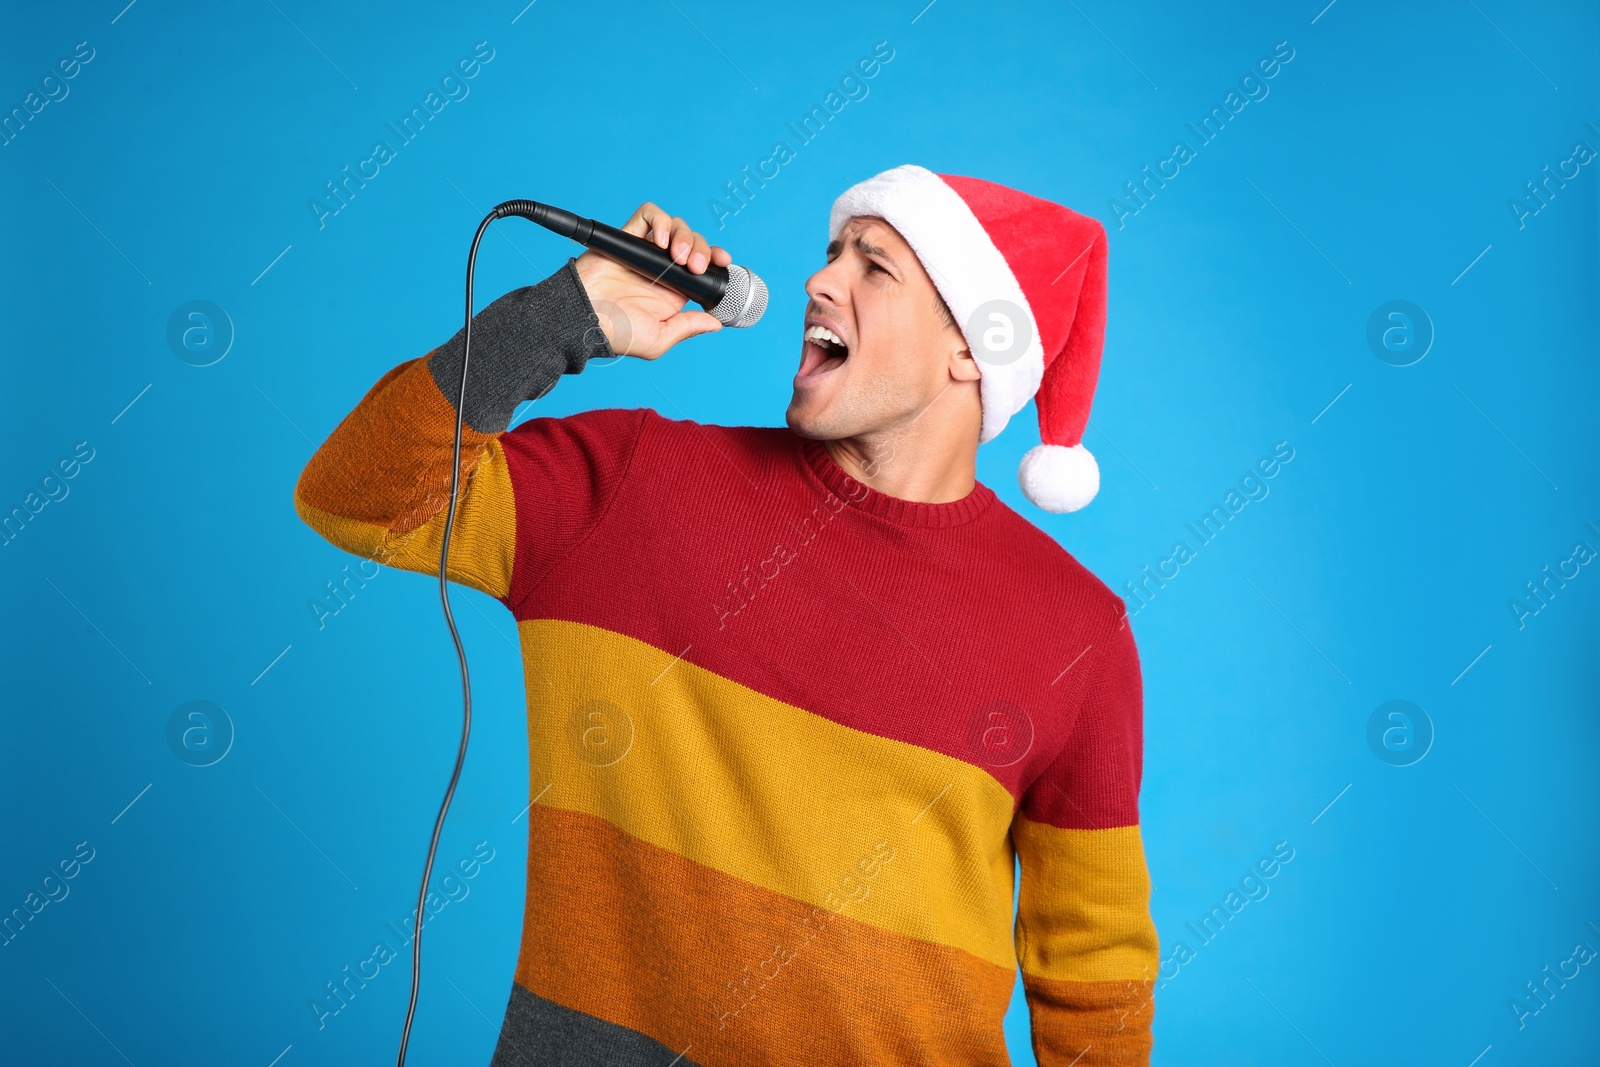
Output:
[797, 324, 849, 380]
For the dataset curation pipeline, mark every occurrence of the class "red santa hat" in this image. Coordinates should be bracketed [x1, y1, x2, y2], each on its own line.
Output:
[828, 164, 1109, 513]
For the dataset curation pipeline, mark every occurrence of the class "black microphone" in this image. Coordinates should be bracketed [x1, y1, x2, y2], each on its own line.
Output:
[493, 199, 768, 327]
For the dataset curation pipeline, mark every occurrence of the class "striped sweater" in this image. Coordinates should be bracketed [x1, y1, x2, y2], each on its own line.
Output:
[293, 259, 1159, 1066]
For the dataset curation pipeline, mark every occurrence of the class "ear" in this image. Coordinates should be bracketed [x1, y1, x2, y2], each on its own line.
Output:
[948, 338, 982, 383]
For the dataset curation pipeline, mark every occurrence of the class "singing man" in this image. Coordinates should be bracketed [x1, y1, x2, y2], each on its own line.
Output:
[295, 163, 1160, 1065]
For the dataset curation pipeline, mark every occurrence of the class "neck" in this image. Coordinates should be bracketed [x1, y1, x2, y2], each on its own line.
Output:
[822, 385, 980, 503]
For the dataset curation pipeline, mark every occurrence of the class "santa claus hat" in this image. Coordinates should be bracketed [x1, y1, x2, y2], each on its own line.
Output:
[828, 164, 1109, 513]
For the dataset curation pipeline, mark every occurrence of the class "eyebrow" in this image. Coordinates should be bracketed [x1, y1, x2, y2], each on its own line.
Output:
[825, 232, 897, 269]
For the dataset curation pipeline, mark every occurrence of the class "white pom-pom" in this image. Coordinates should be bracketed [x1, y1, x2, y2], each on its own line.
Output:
[1018, 443, 1099, 513]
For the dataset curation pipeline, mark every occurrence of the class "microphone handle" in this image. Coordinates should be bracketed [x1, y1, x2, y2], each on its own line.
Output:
[494, 199, 728, 310]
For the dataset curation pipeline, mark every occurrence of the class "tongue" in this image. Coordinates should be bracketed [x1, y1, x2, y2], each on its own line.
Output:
[803, 342, 847, 376]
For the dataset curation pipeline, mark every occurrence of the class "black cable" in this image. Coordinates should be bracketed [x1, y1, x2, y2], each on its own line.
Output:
[391, 197, 759, 1062]
[396, 205, 506, 1067]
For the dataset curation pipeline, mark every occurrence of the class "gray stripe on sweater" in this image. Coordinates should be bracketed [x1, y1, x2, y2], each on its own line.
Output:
[428, 257, 614, 435]
[486, 980, 706, 1067]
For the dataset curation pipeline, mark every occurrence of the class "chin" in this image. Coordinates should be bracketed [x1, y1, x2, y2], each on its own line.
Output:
[784, 398, 832, 440]
[784, 400, 816, 437]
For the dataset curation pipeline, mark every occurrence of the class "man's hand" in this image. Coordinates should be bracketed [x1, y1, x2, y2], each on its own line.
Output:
[573, 202, 733, 360]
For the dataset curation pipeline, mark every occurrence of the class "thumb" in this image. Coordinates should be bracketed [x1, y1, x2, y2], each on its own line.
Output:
[660, 309, 724, 349]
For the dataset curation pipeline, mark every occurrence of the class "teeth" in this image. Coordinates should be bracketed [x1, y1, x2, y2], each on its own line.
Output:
[804, 324, 847, 352]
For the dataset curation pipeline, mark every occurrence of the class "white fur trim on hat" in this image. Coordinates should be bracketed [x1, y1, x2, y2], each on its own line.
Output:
[1018, 442, 1099, 513]
[829, 164, 1043, 446]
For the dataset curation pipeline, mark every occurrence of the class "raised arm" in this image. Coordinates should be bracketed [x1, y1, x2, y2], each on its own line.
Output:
[292, 257, 610, 602]
[1012, 614, 1161, 1066]
[293, 203, 733, 605]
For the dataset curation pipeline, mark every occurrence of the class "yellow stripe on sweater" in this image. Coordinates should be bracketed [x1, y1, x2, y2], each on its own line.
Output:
[1013, 817, 1160, 982]
[516, 617, 1022, 970]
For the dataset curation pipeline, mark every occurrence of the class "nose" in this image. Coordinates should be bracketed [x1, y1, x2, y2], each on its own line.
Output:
[804, 259, 846, 313]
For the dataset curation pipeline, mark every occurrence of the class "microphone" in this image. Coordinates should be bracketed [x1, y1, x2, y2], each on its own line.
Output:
[493, 199, 768, 328]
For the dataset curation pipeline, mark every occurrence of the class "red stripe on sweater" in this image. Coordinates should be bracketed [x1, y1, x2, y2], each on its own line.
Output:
[500, 408, 1141, 829]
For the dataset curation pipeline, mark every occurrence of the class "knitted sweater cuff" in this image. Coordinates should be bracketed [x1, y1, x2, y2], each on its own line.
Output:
[426, 256, 613, 434]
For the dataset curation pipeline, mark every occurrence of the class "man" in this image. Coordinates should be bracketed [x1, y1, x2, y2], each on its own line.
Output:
[295, 163, 1159, 1065]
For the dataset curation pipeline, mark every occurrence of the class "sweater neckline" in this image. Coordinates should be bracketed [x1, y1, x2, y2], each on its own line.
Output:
[799, 436, 995, 528]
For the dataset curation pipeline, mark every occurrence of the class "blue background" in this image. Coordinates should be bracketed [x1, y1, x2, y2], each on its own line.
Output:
[3, 1, 1597, 1064]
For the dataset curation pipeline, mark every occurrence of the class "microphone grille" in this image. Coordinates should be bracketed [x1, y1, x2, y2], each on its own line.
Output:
[710, 265, 768, 328]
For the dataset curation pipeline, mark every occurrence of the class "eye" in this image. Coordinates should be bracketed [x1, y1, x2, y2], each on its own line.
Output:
[867, 262, 887, 274]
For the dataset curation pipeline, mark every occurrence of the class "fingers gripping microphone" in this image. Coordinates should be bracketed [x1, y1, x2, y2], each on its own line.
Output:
[493, 199, 769, 327]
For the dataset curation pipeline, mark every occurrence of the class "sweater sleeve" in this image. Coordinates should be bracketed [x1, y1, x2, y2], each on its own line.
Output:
[293, 257, 634, 604]
[1012, 612, 1160, 1066]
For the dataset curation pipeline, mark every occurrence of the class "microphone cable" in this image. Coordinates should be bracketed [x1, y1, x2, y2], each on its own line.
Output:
[395, 197, 760, 1064]
[395, 200, 520, 1067]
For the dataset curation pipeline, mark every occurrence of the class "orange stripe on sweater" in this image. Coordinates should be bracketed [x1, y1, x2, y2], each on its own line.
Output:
[294, 355, 495, 532]
[293, 355, 516, 600]
[1018, 973, 1157, 1066]
[514, 803, 1019, 1067]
